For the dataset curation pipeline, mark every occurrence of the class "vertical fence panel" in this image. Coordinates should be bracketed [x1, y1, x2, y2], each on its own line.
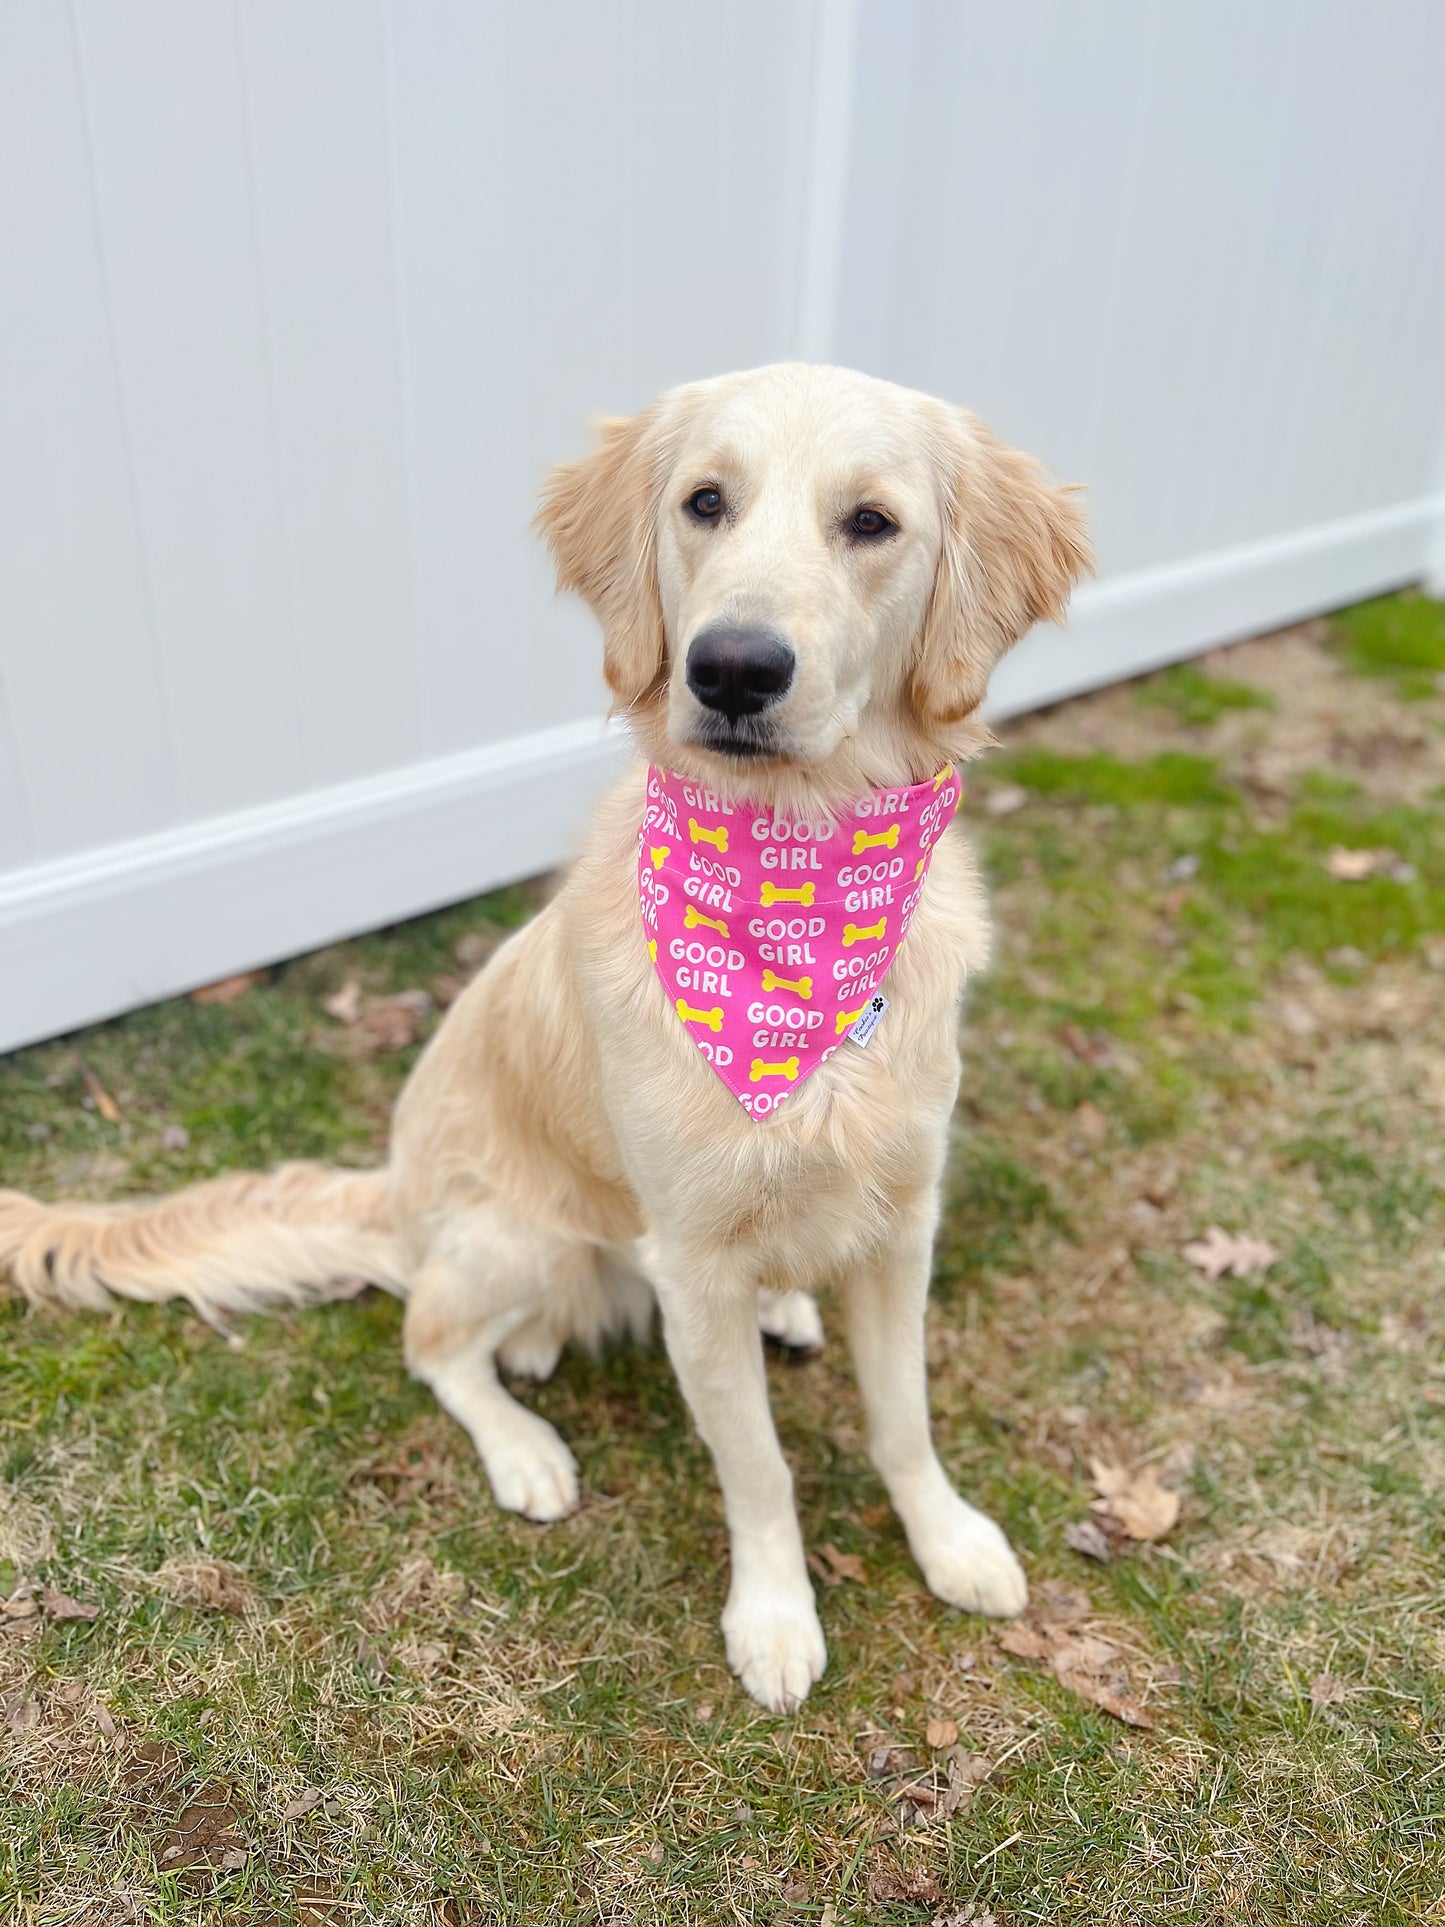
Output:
[2, 0, 1443, 1050]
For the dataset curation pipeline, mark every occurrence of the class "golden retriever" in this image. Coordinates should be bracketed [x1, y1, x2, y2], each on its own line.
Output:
[0, 363, 1090, 1711]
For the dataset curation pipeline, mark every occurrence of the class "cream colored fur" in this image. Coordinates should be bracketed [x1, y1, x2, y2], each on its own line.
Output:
[0, 364, 1089, 1711]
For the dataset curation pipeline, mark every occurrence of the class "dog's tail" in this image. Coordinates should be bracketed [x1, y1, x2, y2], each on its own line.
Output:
[0, 1163, 406, 1333]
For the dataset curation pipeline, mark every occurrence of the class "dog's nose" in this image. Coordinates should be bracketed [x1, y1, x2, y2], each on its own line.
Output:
[684, 627, 795, 721]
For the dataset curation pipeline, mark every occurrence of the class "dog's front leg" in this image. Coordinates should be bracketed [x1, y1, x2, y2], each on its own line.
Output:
[651, 1252, 825, 1712]
[841, 1217, 1027, 1617]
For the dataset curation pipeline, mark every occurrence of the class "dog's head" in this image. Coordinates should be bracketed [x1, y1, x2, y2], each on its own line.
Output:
[538, 363, 1090, 802]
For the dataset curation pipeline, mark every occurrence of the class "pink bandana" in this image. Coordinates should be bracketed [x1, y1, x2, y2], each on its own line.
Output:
[638, 762, 963, 1118]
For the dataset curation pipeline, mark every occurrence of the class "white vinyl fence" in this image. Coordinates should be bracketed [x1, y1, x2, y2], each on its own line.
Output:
[3, 1, 1444, 1051]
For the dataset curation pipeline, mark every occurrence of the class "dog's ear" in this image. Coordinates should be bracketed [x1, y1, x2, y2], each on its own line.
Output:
[536, 408, 668, 709]
[912, 414, 1092, 725]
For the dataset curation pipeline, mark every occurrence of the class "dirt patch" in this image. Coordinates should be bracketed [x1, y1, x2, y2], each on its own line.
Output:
[1008, 619, 1445, 805]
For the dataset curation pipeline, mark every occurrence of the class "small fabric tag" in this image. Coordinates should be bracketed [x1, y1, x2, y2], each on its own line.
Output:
[848, 994, 889, 1048]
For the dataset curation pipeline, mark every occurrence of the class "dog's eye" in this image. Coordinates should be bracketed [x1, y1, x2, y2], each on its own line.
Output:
[849, 506, 895, 540]
[687, 487, 724, 521]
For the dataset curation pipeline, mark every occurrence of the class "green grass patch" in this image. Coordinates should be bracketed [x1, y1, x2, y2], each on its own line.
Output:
[1331, 590, 1445, 701]
[1134, 661, 1275, 727]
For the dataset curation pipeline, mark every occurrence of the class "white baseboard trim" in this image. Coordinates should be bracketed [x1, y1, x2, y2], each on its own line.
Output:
[0, 716, 629, 1053]
[986, 493, 1444, 718]
[2, 493, 1440, 1053]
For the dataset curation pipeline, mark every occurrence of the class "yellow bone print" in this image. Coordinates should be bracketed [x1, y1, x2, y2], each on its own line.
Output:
[835, 1005, 865, 1034]
[843, 917, 887, 946]
[688, 819, 728, 853]
[749, 1056, 800, 1083]
[933, 762, 954, 790]
[914, 856, 926, 880]
[647, 939, 657, 962]
[851, 823, 900, 854]
[759, 880, 815, 908]
[761, 969, 812, 999]
[683, 904, 729, 937]
[648, 845, 669, 870]
[675, 999, 723, 1032]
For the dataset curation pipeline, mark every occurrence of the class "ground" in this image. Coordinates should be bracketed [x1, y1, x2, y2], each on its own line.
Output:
[2, 593, 1445, 1926]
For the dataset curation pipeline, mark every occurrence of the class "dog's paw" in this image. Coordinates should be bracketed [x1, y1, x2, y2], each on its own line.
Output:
[910, 1497, 1028, 1618]
[722, 1590, 828, 1712]
[483, 1413, 580, 1523]
[756, 1288, 824, 1354]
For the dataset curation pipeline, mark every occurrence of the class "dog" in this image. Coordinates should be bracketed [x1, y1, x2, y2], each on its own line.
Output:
[0, 363, 1090, 1711]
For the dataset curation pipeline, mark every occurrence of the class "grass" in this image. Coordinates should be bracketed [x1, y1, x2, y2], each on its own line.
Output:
[1331, 592, 1445, 701]
[2, 596, 1445, 1924]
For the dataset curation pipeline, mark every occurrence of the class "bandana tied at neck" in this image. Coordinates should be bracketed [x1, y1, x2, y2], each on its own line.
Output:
[638, 762, 963, 1119]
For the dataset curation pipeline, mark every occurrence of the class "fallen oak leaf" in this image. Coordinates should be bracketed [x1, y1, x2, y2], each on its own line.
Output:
[1060, 1673, 1154, 1729]
[1090, 1459, 1181, 1542]
[281, 1787, 327, 1821]
[40, 1586, 100, 1623]
[938, 1750, 995, 1819]
[1310, 1673, 1348, 1712]
[998, 1615, 1157, 1729]
[322, 980, 364, 1025]
[1325, 846, 1404, 881]
[807, 1542, 866, 1587]
[1064, 1517, 1114, 1563]
[6, 1695, 42, 1735]
[1182, 1224, 1280, 1281]
[924, 1717, 958, 1749]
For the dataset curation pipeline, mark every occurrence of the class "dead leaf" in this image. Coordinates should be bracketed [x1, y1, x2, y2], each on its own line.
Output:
[160, 1122, 191, 1151]
[997, 1622, 1053, 1661]
[866, 1744, 917, 1780]
[190, 970, 267, 1005]
[781, 1875, 810, 1904]
[1073, 1099, 1109, 1145]
[939, 1751, 994, 1819]
[1067, 1676, 1154, 1728]
[357, 1440, 455, 1502]
[156, 1557, 255, 1615]
[281, 1788, 327, 1821]
[1182, 1224, 1280, 1281]
[6, 1695, 41, 1735]
[867, 1869, 944, 1905]
[984, 782, 1028, 816]
[1090, 1459, 1181, 1541]
[924, 1717, 958, 1749]
[1056, 1023, 1121, 1067]
[1064, 1518, 1114, 1563]
[998, 1613, 1156, 1729]
[807, 1542, 866, 1587]
[78, 1063, 122, 1123]
[858, 1501, 892, 1530]
[934, 1910, 999, 1927]
[40, 1585, 100, 1622]
[322, 980, 364, 1025]
[1310, 1673, 1347, 1712]
[1, 1586, 41, 1624]
[1325, 846, 1400, 881]
[351, 990, 433, 1055]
